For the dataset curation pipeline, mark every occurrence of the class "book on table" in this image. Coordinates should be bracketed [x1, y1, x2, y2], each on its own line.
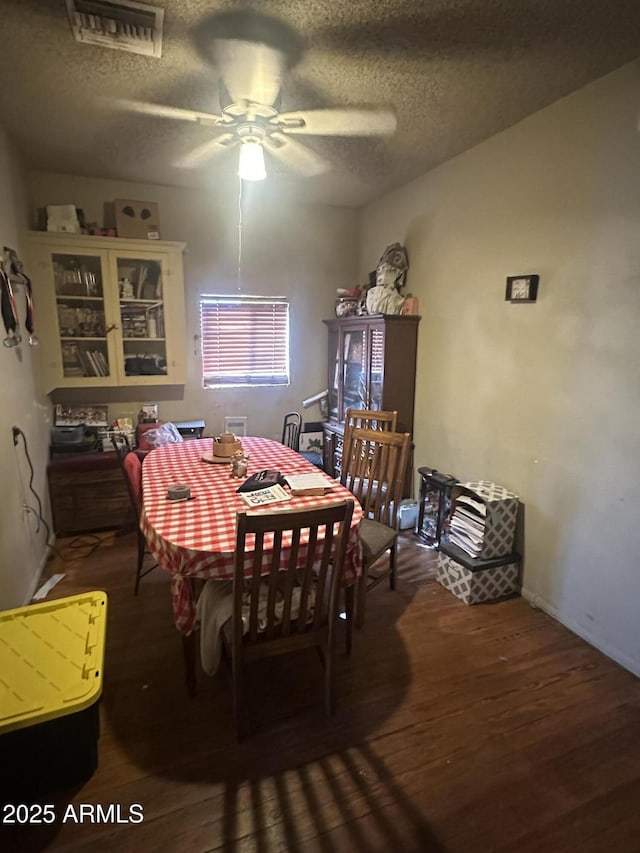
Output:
[239, 484, 292, 508]
[284, 473, 332, 496]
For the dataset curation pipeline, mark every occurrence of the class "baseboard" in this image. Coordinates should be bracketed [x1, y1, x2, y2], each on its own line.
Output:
[521, 585, 640, 679]
[25, 542, 56, 603]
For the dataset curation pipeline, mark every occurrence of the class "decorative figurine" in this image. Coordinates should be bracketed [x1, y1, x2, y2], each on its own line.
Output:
[365, 242, 409, 315]
[230, 449, 248, 479]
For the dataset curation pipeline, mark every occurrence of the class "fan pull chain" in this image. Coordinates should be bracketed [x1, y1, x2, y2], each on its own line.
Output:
[237, 175, 243, 291]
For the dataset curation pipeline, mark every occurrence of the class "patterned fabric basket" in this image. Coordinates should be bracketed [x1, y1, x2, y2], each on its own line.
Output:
[436, 542, 520, 605]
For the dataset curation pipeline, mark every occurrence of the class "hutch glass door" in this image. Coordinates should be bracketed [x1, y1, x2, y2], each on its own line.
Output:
[115, 254, 168, 379]
[368, 326, 385, 410]
[341, 328, 367, 415]
[53, 252, 111, 380]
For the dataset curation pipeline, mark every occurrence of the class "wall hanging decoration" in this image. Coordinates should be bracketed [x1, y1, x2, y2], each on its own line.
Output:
[1, 246, 38, 348]
[4, 246, 38, 347]
[0, 262, 20, 348]
[506, 274, 539, 303]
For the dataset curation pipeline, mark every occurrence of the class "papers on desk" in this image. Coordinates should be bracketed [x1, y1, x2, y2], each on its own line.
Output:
[239, 483, 292, 508]
[284, 473, 332, 496]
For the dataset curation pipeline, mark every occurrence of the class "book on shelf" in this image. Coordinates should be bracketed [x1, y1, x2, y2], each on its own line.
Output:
[76, 348, 94, 376]
[88, 350, 104, 376]
[95, 351, 109, 375]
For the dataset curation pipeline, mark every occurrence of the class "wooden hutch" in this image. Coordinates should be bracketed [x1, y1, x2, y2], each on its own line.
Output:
[322, 314, 420, 488]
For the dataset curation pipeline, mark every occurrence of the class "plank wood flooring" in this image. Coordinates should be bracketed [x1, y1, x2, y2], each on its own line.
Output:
[3, 530, 640, 852]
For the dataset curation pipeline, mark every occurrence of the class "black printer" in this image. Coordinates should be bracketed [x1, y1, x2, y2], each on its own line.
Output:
[50, 424, 99, 454]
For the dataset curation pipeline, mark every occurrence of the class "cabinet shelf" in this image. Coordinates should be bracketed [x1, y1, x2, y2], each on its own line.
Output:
[56, 295, 104, 302]
[61, 336, 107, 342]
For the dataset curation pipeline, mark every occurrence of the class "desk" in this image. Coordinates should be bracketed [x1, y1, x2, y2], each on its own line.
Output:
[47, 451, 131, 536]
[141, 437, 362, 636]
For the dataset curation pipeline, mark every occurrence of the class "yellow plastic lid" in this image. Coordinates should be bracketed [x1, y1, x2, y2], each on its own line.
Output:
[0, 591, 107, 734]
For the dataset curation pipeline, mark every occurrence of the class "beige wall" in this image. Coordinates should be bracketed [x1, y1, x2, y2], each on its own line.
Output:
[0, 129, 52, 609]
[28, 173, 357, 439]
[360, 59, 640, 675]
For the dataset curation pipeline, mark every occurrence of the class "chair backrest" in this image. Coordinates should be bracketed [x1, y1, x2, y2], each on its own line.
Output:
[345, 408, 397, 432]
[340, 427, 410, 528]
[136, 421, 162, 454]
[121, 450, 143, 518]
[343, 409, 398, 464]
[232, 500, 354, 653]
[281, 411, 302, 451]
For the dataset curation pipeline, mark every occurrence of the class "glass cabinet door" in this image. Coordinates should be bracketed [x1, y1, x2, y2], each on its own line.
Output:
[114, 254, 168, 378]
[341, 328, 367, 415]
[368, 326, 385, 411]
[328, 325, 340, 421]
[53, 253, 111, 379]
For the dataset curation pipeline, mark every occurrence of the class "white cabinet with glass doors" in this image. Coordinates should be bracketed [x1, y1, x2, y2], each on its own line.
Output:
[26, 232, 186, 392]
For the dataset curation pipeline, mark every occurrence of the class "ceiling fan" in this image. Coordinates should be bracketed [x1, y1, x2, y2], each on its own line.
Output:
[113, 11, 397, 181]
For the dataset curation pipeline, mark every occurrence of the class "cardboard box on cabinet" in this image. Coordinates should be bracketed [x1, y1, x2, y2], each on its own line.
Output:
[115, 199, 160, 240]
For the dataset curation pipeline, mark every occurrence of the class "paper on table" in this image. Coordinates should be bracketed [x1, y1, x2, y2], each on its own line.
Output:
[239, 484, 293, 508]
[285, 473, 332, 495]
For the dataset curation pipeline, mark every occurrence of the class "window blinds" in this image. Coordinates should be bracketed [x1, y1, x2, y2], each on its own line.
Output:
[200, 296, 290, 388]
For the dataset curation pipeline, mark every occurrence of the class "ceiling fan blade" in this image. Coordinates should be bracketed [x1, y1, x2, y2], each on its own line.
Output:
[274, 107, 397, 137]
[213, 39, 286, 106]
[264, 132, 330, 177]
[174, 133, 237, 169]
[111, 98, 227, 128]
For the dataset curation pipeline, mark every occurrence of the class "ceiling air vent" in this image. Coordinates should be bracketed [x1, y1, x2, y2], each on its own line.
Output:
[65, 0, 164, 58]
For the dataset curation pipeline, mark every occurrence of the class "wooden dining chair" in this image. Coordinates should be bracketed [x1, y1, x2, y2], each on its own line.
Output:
[111, 435, 158, 595]
[342, 408, 398, 476]
[340, 426, 411, 629]
[344, 407, 398, 433]
[281, 411, 302, 451]
[223, 499, 354, 740]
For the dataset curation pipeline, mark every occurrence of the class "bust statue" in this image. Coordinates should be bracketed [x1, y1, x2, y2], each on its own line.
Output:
[365, 242, 409, 315]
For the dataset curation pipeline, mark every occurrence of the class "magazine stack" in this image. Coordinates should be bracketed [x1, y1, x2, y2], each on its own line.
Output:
[437, 481, 521, 605]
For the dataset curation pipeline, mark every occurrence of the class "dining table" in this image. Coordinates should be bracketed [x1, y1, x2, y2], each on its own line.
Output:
[140, 436, 363, 687]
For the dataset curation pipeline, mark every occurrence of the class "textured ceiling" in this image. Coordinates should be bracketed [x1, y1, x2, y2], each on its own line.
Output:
[2, 0, 640, 207]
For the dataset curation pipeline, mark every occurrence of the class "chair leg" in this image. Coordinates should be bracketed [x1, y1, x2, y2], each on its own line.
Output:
[355, 567, 367, 629]
[182, 631, 197, 697]
[343, 585, 354, 654]
[325, 642, 336, 717]
[232, 651, 245, 741]
[135, 529, 145, 596]
[389, 540, 398, 590]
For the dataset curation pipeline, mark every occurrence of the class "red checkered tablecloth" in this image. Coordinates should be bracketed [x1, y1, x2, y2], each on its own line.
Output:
[141, 437, 362, 634]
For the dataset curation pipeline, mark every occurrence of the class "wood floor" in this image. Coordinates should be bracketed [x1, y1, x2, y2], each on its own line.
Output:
[3, 529, 640, 852]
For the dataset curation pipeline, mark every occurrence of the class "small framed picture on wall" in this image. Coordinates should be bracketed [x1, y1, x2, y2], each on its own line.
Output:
[505, 274, 539, 303]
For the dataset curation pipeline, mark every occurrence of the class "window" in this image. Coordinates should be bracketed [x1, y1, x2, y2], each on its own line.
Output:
[200, 295, 290, 388]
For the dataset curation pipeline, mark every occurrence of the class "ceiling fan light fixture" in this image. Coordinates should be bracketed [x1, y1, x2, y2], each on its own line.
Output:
[238, 140, 266, 181]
